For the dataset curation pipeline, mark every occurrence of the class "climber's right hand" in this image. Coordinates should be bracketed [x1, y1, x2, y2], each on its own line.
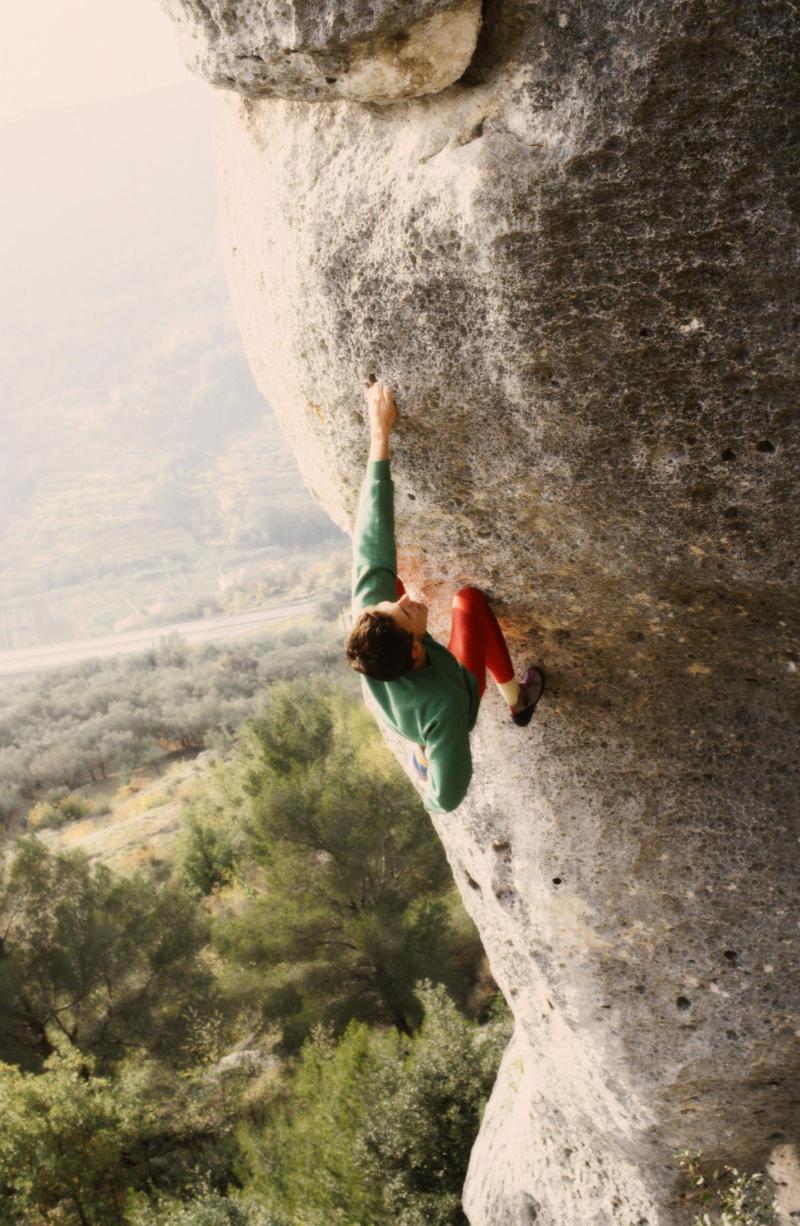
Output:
[366, 378, 397, 438]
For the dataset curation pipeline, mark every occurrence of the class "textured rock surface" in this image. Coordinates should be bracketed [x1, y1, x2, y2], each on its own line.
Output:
[163, 1, 800, 1221]
[159, 0, 482, 102]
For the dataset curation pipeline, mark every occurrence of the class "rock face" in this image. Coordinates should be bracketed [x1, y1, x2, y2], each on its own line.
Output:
[162, 1, 800, 1221]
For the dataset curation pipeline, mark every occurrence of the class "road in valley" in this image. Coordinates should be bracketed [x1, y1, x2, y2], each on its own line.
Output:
[0, 595, 328, 678]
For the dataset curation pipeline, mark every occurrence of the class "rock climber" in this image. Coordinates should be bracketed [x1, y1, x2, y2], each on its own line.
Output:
[345, 378, 545, 813]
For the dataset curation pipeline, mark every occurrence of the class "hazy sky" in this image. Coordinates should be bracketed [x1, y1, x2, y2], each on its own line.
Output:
[0, 0, 192, 119]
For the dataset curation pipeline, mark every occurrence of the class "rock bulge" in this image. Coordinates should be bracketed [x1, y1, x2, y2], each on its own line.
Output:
[159, 0, 482, 102]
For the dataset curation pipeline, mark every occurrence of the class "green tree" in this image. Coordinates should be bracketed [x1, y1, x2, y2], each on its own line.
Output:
[0, 1044, 254, 1226]
[176, 751, 250, 896]
[0, 1045, 156, 1225]
[127, 1179, 286, 1225]
[237, 1021, 396, 1226]
[236, 982, 511, 1226]
[0, 836, 216, 1071]
[215, 682, 479, 1050]
[179, 809, 237, 895]
[363, 982, 510, 1225]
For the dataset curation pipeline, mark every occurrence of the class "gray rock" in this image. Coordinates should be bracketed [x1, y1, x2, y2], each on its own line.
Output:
[162, 0, 800, 1221]
[214, 1047, 276, 1076]
[159, 0, 482, 102]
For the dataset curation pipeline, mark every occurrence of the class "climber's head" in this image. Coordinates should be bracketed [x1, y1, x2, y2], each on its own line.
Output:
[345, 593, 428, 680]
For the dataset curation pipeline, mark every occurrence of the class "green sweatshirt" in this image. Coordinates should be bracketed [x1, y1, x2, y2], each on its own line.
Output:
[352, 459, 479, 813]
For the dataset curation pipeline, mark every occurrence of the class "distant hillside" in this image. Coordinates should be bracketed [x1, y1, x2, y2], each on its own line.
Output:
[0, 84, 343, 647]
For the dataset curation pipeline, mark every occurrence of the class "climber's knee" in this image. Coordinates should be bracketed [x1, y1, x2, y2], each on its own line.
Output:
[453, 586, 486, 611]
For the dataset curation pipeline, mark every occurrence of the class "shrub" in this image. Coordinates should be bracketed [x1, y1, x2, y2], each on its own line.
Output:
[363, 981, 511, 1226]
[0, 1047, 157, 1225]
[127, 1175, 286, 1225]
[679, 1150, 778, 1225]
[236, 981, 511, 1226]
[27, 792, 89, 830]
[179, 811, 237, 895]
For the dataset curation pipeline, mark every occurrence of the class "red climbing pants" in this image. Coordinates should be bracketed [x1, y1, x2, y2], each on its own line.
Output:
[448, 586, 515, 698]
[397, 581, 515, 699]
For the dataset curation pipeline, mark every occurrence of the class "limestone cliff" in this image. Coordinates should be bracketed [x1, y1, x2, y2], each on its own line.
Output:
[162, 1, 800, 1221]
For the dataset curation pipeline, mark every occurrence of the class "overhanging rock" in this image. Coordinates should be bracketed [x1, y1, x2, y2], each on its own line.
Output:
[162, 1, 800, 1221]
[159, 0, 482, 102]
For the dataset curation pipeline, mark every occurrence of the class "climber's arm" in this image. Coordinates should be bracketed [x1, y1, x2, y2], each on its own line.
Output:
[352, 381, 400, 611]
[423, 713, 473, 813]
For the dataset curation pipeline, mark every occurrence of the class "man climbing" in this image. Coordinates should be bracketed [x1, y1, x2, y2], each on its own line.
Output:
[345, 378, 544, 813]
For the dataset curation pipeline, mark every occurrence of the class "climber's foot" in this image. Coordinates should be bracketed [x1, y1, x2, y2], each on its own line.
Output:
[511, 666, 545, 727]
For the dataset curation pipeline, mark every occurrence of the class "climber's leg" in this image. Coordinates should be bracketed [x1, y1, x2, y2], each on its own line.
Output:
[448, 587, 517, 702]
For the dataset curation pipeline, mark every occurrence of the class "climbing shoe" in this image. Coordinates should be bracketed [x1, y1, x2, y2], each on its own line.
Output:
[511, 666, 545, 727]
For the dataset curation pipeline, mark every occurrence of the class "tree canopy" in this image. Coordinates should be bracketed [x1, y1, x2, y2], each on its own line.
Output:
[236, 982, 512, 1226]
[213, 682, 485, 1050]
[0, 836, 215, 1071]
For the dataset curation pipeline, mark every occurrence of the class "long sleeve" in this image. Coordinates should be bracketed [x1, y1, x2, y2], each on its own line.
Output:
[351, 458, 475, 813]
[351, 459, 398, 611]
[423, 712, 473, 813]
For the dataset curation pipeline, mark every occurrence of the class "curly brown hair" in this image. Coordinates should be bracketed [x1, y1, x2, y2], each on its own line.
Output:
[345, 609, 415, 681]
